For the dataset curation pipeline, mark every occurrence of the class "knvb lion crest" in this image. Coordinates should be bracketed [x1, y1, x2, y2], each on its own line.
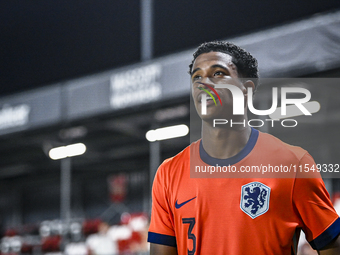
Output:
[240, 182, 271, 219]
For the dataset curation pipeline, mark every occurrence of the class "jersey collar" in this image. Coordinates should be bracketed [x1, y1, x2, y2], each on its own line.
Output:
[199, 127, 259, 166]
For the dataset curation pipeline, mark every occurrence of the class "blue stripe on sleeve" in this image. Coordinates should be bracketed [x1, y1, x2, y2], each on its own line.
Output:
[309, 217, 340, 250]
[148, 232, 177, 247]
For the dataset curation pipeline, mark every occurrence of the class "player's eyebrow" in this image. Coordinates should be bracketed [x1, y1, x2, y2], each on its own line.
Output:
[191, 67, 201, 76]
[211, 64, 229, 72]
[191, 64, 230, 76]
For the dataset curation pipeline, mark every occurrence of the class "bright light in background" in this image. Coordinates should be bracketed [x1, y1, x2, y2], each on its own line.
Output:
[269, 101, 321, 119]
[146, 124, 189, 142]
[49, 143, 87, 160]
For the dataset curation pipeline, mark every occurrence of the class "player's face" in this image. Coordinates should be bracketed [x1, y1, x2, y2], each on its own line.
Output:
[191, 51, 247, 121]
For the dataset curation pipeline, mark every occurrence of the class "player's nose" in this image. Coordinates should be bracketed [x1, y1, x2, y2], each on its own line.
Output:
[198, 81, 215, 89]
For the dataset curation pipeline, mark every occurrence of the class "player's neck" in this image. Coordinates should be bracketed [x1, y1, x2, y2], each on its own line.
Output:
[201, 121, 252, 159]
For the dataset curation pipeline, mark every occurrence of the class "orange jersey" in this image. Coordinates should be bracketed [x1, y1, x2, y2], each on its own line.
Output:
[148, 128, 340, 254]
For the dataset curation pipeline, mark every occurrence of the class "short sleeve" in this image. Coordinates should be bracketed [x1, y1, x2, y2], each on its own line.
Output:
[293, 153, 340, 250]
[148, 162, 177, 247]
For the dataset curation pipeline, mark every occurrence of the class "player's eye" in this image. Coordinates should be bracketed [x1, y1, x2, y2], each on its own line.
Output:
[214, 71, 225, 76]
[192, 75, 201, 81]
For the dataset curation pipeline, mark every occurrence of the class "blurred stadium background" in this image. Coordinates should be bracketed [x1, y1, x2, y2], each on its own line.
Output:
[1, 1, 340, 254]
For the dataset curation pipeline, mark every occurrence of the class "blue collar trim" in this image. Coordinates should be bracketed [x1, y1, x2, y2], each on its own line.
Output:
[199, 127, 259, 166]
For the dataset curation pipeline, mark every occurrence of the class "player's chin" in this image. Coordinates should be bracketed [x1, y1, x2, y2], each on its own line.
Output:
[198, 110, 220, 122]
[194, 102, 223, 118]
[200, 115, 216, 124]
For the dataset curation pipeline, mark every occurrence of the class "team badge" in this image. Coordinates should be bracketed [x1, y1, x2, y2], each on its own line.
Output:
[240, 182, 270, 219]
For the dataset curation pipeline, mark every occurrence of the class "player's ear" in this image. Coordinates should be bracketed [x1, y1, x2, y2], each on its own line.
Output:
[243, 80, 255, 94]
[243, 80, 255, 108]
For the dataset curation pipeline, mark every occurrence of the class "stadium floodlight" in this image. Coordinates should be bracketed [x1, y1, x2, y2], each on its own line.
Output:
[49, 143, 87, 160]
[146, 124, 189, 142]
[269, 101, 321, 120]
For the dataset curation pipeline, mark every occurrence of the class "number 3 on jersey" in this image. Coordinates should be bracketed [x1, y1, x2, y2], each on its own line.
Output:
[182, 218, 196, 255]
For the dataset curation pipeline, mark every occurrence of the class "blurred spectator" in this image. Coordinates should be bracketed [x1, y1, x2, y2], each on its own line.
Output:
[332, 192, 340, 216]
[64, 242, 87, 255]
[108, 224, 131, 254]
[41, 235, 61, 253]
[297, 231, 317, 255]
[1, 235, 22, 255]
[0, 215, 149, 255]
[86, 222, 117, 255]
[83, 219, 102, 237]
[298, 242, 318, 255]
[107, 212, 149, 254]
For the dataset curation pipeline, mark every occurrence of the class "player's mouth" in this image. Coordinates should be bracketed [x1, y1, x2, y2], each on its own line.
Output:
[205, 95, 216, 106]
[197, 92, 218, 106]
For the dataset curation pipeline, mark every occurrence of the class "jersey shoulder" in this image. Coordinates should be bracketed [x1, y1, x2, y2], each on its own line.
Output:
[258, 131, 308, 161]
[156, 142, 193, 176]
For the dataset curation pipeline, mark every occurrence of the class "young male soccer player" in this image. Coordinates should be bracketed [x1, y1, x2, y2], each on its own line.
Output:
[147, 41, 340, 254]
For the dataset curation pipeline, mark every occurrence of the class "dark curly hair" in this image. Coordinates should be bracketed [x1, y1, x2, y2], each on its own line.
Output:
[189, 41, 259, 91]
